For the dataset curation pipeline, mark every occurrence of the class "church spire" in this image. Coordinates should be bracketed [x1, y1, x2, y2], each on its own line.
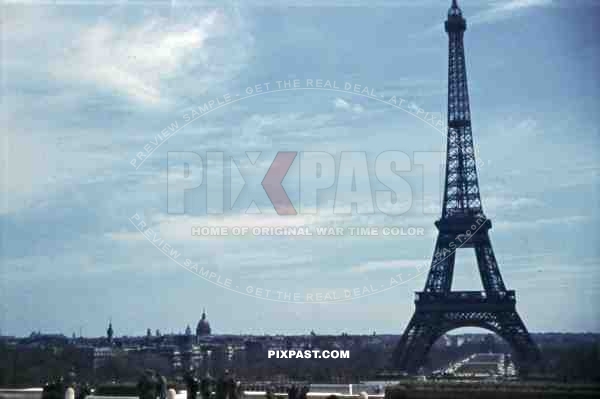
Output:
[107, 319, 114, 343]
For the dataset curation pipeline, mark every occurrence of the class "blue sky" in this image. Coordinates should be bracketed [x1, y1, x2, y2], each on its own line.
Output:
[1, 0, 599, 338]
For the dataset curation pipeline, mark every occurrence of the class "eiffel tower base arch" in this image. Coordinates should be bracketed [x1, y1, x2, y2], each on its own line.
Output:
[393, 292, 541, 376]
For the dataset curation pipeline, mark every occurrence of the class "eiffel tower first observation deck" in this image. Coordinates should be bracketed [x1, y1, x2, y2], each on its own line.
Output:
[392, 0, 540, 376]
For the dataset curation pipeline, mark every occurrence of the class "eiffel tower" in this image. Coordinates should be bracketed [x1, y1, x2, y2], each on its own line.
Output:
[393, 0, 540, 375]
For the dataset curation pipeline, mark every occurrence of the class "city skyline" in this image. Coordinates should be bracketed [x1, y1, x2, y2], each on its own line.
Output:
[8, 316, 600, 340]
[1, 0, 599, 338]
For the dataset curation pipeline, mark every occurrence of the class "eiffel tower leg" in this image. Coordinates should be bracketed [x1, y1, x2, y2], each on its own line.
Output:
[495, 310, 541, 376]
[394, 311, 443, 373]
[474, 233, 507, 293]
[424, 236, 457, 294]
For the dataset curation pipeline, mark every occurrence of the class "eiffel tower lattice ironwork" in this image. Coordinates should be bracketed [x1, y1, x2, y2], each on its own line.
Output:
[392, 0, 540, 375]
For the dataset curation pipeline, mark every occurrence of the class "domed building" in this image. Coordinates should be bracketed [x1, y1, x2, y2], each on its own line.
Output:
[196, 309, 211, 338]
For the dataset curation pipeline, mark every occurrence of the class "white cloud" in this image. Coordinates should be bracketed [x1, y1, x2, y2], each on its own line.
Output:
[414, 0, 554, 37]
[350, 259, 429, 273]
[495, 215, 586, 231]
[334, 98, 364, 114]
[334, 98, 350, 109]
[470, 0, 553, 24]
[0, 5, 252, 214]
[484, 194, 544, 212]
[0, 125, 114, 215]
[2, 7, 242, 173]
[46, 8, 250, 106]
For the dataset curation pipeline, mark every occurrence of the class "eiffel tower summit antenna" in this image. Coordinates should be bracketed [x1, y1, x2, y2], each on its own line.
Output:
[392, 0, 541, 376]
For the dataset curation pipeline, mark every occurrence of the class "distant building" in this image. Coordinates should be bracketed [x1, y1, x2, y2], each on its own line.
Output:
[106, 321, 114, 344]
[23, 332, 69, 348]
[196, 309, 211, 339]
[93, 347, 116, 369]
